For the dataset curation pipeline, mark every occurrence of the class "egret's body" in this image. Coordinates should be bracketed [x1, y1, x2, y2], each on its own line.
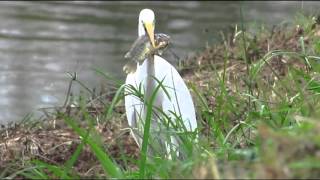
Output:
[124, 9, 197, 156]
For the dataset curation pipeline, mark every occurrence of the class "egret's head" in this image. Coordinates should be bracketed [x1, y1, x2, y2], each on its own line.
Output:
[138, 9, 155, 48]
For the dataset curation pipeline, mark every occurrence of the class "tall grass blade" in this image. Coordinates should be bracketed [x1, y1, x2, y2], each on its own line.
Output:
[139, 78, 166, 178]
[60, 131, 89, 179]
[105, 83, 126, 119]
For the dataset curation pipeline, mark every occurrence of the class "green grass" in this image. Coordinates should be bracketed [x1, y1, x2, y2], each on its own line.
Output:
[1, 12, 320, 179]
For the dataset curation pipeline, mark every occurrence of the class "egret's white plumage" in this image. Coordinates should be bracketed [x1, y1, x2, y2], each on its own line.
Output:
[124, 9, 197, 155]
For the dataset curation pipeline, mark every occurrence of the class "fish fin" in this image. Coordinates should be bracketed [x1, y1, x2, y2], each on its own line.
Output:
[123, 61, 137, 74]
[124, 52, 131, 59]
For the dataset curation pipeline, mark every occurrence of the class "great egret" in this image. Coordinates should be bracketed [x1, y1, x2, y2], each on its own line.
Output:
[124, 8, 197, 156]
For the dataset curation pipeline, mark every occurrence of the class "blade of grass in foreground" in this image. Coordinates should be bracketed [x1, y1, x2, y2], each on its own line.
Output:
[19, 167, 49, 179]
[31, 160, 68, 178]
[63, 114, 123, 178]
[14, 159, 67, 179]
[139, 78, 165, 179]
[60, 130, 89, 179]
[105, 83, 126, 119]
[5, 165, 48, 179]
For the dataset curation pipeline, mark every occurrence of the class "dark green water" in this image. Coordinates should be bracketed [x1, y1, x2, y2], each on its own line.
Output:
[0, 1, 319, 124]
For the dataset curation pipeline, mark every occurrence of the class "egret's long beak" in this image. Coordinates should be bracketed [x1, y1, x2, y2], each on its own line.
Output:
[144, 22, 155, 48]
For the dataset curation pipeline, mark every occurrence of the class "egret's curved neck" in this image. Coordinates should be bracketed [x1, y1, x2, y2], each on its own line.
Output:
[145, 55, 155, 101]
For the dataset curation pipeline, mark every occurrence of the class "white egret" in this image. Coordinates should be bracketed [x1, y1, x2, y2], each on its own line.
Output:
[124, 9, 197, 156]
